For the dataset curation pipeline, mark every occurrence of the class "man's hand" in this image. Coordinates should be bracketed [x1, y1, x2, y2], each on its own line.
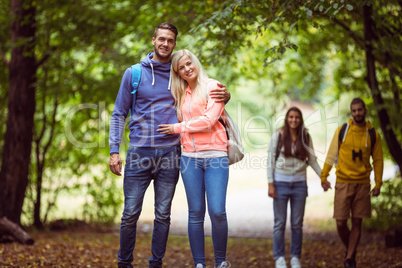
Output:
[157, 124, 175, 134]
[321, 181, 332, 191]
[210, 83, 230, 103]
[370, 187, 380, 197]
[109, 153, 122, 176]
[268, 183, 277, 199]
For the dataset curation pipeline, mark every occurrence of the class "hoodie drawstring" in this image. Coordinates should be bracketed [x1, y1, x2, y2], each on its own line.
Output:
[149, 59, 170, 90]
[150, 63, 155, 86]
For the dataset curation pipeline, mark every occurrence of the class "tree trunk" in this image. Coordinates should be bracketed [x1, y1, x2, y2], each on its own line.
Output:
[33, 164, 44, 229]
[363, 4, 402, 172]
[34, 165, 43, 229]
[0, 0, 36, 225]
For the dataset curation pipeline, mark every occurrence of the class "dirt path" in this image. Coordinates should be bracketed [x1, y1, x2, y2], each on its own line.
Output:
[1, 229, 401, 267]
[136, 151, 396, 239]
[138, 151, 334, 237]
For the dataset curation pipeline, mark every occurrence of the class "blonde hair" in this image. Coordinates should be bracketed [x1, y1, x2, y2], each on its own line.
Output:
[170, 49, 209, 121]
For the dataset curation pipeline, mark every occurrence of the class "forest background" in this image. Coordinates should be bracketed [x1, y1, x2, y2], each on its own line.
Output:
[0, 0, 401, 238]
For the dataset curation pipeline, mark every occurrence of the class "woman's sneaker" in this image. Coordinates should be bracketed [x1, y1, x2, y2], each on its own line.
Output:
[195, 264, 204, 268]
[214, 261, 231, 268]
[275, 257, 287, 268]
[290, 257, 301, 268]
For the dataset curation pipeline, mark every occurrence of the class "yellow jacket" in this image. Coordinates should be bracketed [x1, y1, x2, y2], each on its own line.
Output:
[320, 119, 383, 189]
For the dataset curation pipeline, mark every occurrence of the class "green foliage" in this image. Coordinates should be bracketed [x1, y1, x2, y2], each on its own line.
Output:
[191, 0, 402, 164]
[191, 0, 355, 64]
[2, 0, 402, 227]
[13, 0, 148, 225]
[82, 170, 123, 224]
[364, 175, 402, 231]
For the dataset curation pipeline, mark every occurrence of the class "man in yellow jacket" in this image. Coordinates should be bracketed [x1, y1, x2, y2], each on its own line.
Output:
[321, 98, 383, 268]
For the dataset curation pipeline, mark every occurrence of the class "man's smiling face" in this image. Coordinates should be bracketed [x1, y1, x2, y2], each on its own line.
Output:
[152, 29, 176, 63]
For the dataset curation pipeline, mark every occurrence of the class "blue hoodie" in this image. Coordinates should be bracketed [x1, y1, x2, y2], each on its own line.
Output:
[109, 52, 180, 154]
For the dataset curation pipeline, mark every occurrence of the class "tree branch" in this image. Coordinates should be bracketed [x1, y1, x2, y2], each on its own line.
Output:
[0, 217, 34, 245]
[332, 17, 402, 80]
[34, 75, 48, 144]
[390, 70, 402, 136]
[332, 18, 365, 49]
[43, 100, 58, 157]
[36, 54, 50, 68]
[36, 46, 56, 68]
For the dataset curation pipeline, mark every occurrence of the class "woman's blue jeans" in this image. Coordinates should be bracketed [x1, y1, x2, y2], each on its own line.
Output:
[118, 146, 180, 268]
[273, 181, 308, 260]
[180, 156, 229, 267]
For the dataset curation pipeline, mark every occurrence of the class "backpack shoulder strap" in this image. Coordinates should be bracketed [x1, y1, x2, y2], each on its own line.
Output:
[369, 128, 376, 152]
[131, 63, 141, 93]
[338, 123, 348, 147]
[218, 117, 229, 140]
[130, 63, 141, 115]
[275, 132, 282, 162]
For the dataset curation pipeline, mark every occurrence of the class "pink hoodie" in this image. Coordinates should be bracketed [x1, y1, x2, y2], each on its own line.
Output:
[173, 80, 228, 153]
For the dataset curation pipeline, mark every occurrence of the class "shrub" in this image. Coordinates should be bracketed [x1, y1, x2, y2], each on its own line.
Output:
[364, 175, 402, 231]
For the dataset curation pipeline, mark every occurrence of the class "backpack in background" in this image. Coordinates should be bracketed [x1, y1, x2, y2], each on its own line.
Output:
[220, 110, 245, 165]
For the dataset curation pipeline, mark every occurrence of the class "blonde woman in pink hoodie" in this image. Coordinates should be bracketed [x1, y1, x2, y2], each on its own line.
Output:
[158, 49, 231, 268]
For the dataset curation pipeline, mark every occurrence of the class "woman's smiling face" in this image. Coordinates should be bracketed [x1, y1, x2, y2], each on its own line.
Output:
[177, 54, 198, 84]
[287, 110, 301, 130]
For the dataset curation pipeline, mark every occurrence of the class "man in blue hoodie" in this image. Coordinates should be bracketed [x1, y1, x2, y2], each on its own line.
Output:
[109, 23, 230, 268]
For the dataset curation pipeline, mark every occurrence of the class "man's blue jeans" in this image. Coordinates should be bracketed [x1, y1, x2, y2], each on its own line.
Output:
[118, 146, 180, 268]
[273, 180, 308, 260]
[180, 156, 229, 267]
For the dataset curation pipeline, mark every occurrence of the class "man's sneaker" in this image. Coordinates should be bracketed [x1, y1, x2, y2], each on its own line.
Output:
[290, 257, 301, 268]
[344, 259, 356, 268]
[196, 264, 204, 268]
[214, 261, 231, 268]
[275, 257, 287, 268]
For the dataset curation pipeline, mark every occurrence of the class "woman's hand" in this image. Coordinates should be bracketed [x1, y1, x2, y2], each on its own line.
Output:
[268, 183, 277, 199]
[157, 124, 175, 134]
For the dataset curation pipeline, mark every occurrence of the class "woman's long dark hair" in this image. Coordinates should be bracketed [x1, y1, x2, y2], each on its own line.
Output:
[280, 107, 310, 160]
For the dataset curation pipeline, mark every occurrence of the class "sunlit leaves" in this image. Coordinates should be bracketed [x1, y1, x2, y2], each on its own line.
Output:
[263, 42, 299, 67]
[1, 0, 402, 227]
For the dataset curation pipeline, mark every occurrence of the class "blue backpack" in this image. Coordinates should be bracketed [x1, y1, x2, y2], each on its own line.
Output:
[130, 63, 141, 115]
